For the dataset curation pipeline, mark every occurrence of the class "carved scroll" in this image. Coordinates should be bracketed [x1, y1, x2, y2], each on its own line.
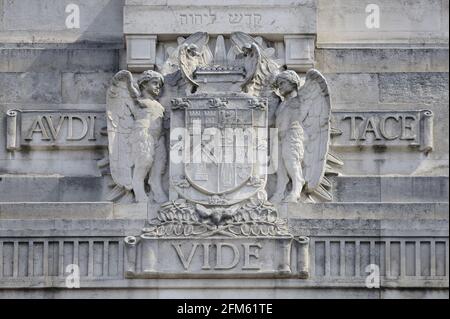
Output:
[420, 110, 434, 154]
[124, 236, 138, 274]
[296, 236, 310, 279]
[6, 110, 19, 151]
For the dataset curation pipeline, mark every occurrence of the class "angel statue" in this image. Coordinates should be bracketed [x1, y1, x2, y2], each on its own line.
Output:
[270, 69, 332, 203]
[106, 70, 168, 203]
[159, 32, 212, 95]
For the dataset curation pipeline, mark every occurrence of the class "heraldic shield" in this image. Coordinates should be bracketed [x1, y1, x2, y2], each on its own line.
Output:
[170, 95, 269, 206]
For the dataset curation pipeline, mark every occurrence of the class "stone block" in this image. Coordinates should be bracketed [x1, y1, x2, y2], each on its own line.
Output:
[317, 0, 448, 47]
[286, 202, 448, 220]
[0, 176, 60, 202]
[62, 72, 114, 104]
[332, 177, 381, 202]
[379, 72, 449, 104]
[0, 72, 62, 104]
[0, 0, 124, 43]
[0, 202, 113, 219]
[58, 177, 107, 202]
[124, 4, 316, 36]
[331, 176, 449, 203]
[315, 48, 450, 73]
[126, 35, 157, 72]
[324, 73, 379, 104]
[284, 35, 315, 72]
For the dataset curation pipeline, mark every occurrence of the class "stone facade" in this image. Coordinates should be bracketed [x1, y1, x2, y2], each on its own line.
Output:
[0, 0, 448, 299]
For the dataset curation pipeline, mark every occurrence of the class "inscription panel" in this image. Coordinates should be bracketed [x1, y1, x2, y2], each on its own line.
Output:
[331, 110, 434, 153]
[6, 110, 108, 150]
[124, 237, 306, 278]
[124, 6, 316, 35]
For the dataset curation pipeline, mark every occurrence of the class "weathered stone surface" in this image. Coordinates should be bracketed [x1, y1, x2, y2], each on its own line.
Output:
[0, 0, 448, 300]
[379, 72, 449, 104]
[317, 0, 449, 47]
[0, 202, 113, 219]
[0, 72, 62, 104]
[0, 0, 124, 43]
[62, 72, 114, 104]
[124, 2, 316, 35]
[0, 48, 120, 73]
[325, 73, 379, 104]
[285, 202, 449, 220]
[316, 49, 450, 73]
[331, 176, 449, 203]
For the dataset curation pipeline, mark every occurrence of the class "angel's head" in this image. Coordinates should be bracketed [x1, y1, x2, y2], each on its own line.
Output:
[138, 70, 165, 98]
[186, 43, 200, 57]
[242, 43, 253, 56]
[275, 70, 301, 97]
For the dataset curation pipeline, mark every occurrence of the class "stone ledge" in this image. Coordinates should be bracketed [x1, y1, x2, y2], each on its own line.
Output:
[0, 202, 114, 220]
[283, 202, 449, 220]
[0, 287, 447, 299]
[331, 176, 449, 203]
[0, 202, 447, 221]
[0, 175, 448, 203]
[0, 277, 447, 289]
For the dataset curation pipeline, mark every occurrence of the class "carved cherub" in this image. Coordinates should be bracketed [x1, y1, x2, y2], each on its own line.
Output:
[270, 69, 332, 203]
[106, 70, 168, 203]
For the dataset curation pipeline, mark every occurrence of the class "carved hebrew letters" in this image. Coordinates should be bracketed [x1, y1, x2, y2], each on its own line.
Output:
[180, 13, 217, 25]
[178, 12, 261, 26]
[228, 13, 262, 26]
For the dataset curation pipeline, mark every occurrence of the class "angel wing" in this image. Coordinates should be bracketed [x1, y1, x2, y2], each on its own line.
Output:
[159, 32, 212, 76]
[178, 44, 203, 92]
[230, 32, 281, 95]
[297, 69, 332, 200]
[241, 43, 262, 91]
[106, 70, 138, 191]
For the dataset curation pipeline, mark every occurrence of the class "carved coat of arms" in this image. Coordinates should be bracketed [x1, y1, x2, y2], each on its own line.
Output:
[104, 32, 341, 278]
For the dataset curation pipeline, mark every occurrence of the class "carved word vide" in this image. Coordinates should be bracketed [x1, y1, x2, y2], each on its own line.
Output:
[173, 242, 262, 271]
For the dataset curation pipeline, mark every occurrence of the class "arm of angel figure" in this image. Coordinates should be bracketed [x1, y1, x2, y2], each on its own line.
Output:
[159, 32, 212, 76]
[296, 69, 331, 196]
[106, 71, 139, 191]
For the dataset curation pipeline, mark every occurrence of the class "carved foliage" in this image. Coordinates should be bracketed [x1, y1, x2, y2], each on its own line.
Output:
[143, 199, 290, 238]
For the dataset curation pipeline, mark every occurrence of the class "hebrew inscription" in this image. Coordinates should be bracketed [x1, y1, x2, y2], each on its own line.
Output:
[6, 110, 107, 151]
[331, 110, 434, 153]
[124, 7, 315, 34]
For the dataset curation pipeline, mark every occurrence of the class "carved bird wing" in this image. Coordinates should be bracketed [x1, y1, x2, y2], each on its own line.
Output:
[106, 70, 138, 191]
[178, 44, 201, 90]
[230, 32, 281, 95]
[159, 32, 212, 76]
[241, 43, 262, 91]
[296, 69, 332, 200]
[195, 204, 212, 219]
